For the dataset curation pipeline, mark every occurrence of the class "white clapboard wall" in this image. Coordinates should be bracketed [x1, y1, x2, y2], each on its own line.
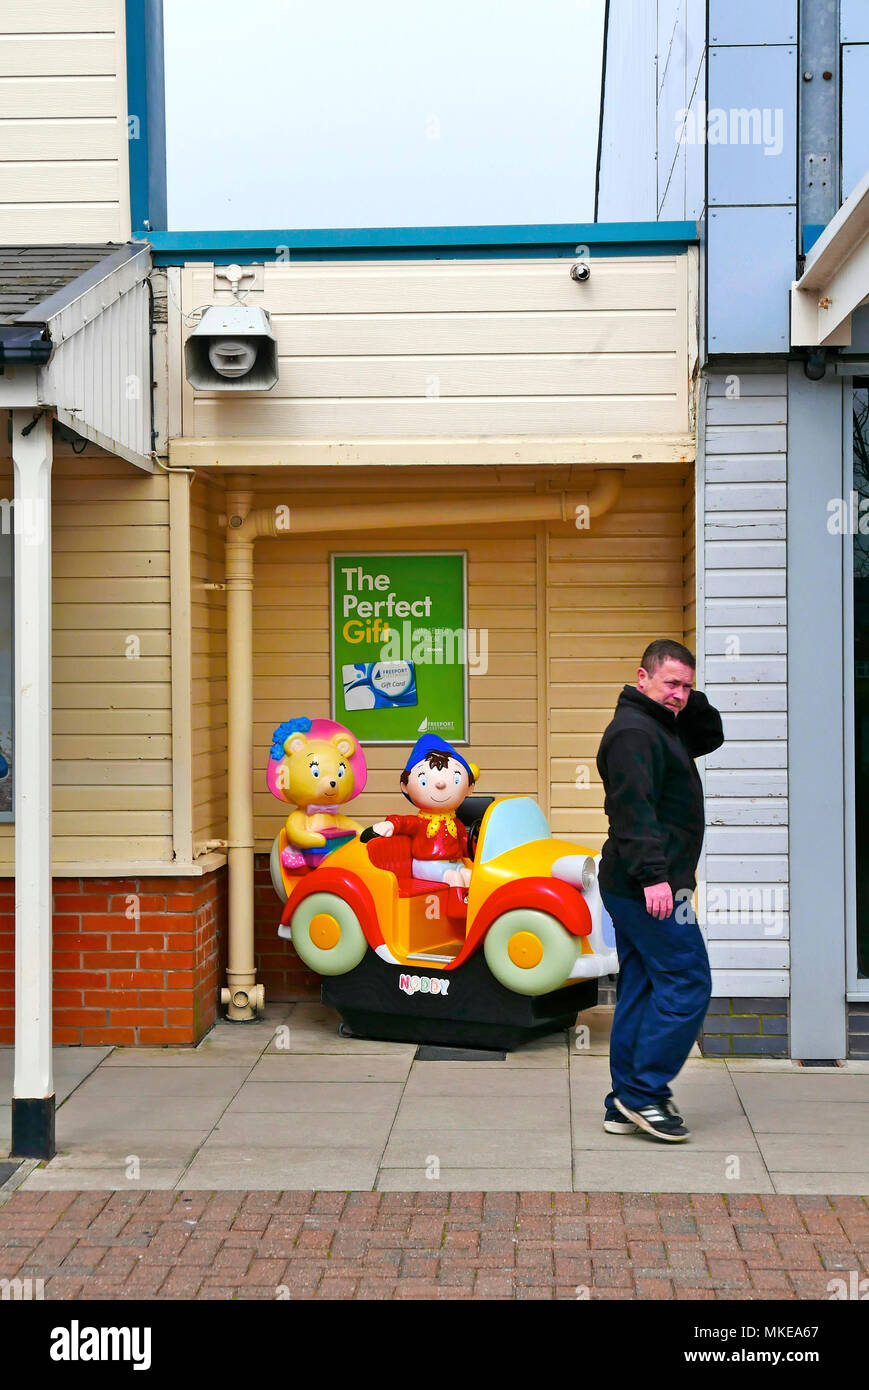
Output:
[0, 0, 131, 243]
[178, 256, 692, 442]
[702, 369, 789, 998]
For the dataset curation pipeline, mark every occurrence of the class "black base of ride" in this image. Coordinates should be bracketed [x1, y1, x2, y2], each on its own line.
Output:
[321, 948, 598, 1052]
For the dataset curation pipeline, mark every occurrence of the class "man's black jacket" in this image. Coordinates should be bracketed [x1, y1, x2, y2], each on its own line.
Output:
[596, 685, 725, 901]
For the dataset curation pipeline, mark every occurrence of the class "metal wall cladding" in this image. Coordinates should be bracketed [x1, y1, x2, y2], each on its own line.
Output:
[707, 44, 798, 207]
[707, 206, 795, 352]
[47, 278, 152, 466]
[708, 0, 797, 47]
[842, 0, 869, 44]
[842, 44, 869, 202]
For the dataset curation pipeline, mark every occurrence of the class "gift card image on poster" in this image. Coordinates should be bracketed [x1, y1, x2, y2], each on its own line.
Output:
[342, 661, 418, 711]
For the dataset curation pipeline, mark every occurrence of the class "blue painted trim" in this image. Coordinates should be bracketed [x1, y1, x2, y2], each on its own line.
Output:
[151, 241, 695, 266]
[145, 0, 167, 232]
[803, 223, 825, 253]
[147, 220, 697, 254]
[125, 0, 150, 235]
[125, 1, 167, 234]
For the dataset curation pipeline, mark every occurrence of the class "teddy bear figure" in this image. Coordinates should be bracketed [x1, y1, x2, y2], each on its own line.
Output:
[372, 733, 480, 888]
[267, 716, 367, 870]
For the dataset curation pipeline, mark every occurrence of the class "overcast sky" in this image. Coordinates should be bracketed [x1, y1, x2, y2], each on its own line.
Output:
[163, 0, 606, 230]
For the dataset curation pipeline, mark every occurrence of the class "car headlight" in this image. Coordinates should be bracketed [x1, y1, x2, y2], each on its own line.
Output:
[581, 856, 597, 892]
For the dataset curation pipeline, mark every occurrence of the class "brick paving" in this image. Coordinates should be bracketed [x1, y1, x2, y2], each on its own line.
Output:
[1, 1189, 867, 1300]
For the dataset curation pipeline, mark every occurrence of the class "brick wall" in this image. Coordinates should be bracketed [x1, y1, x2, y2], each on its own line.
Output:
[699, 997, 789, 1057]
[0, 868, 227, 1047]
[848, 1003, 869, 1060]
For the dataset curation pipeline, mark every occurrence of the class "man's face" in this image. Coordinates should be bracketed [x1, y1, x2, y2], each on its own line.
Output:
[637, 657, 694, 713]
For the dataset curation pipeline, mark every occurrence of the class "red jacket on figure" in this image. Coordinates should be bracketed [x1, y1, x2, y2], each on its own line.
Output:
[385, 811, 468, 863]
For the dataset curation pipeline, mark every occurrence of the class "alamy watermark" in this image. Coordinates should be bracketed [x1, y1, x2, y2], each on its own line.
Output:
[676, 884, 786, 937]
[675, 102, 784, 156]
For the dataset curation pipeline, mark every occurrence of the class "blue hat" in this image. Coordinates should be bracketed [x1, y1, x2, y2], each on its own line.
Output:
[401, 734, 479, 799]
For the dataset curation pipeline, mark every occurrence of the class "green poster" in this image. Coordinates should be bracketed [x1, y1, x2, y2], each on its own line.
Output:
[331, 552, 468, 744]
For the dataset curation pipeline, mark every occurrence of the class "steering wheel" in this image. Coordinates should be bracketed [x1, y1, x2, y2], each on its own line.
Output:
[466, 818, 483, 861]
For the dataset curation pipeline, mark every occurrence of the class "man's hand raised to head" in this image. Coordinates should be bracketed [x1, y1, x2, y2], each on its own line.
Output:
[644, 882, 673, 920]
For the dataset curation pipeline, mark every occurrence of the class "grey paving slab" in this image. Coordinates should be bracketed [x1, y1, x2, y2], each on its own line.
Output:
[742, 1101, 869, 1134]
[382, 1128, 571, 1168]
[403, 1064, 569, 1097]
[376, 1167, 573, 1191]
[21, 1166, 185, 1191]
[572, 1146, 774, 1193]
[102, 1045, 267, 1068]
[770, 1171, 869, 1195]
[208, 1111, 393, 1147]
[0, 1046, 111, 1109]
[46, 1131, 208, 1165]
[68, 1067, 252, 1098]
[754, 1133, 869, 1173]
[263, 1003, 418, 1058]
[733, 1073, 869, 1102]
[394, 1095, 566, 1131]
[226, 1082, 403, 1115]
[178, 1146, 379, 1190]
[55, 1094, 231, 1136]
[724, 1059, 818, 1073]
[264, 1034, 416, 1060]
[247, 1053, 412, 1084]
[571, 1113, 760, 1152]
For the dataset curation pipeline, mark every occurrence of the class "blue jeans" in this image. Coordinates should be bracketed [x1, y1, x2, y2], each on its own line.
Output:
[602, 890, 712, 1112]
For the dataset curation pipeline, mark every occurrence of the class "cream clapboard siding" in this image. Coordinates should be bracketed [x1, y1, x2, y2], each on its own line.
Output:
[0, 431, 172, 868]
[190, 475, 227, 848]
[247, 469, 546, 848]
[548, 464, 691, 847]
[683, 466, 696, 654]
[179, 256, 692, 443]
[0, 0, 130, 243]
[702, 370, 789, 997]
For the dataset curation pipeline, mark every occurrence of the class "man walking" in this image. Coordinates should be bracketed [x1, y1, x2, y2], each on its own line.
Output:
[596, 639, 724, 1142]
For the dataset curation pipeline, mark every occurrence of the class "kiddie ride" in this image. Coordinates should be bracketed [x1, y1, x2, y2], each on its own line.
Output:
[268, 719, 618, 1051]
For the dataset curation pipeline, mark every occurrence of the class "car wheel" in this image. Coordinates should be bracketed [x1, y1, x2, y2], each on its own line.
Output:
[269, 834, 288, 904]
[483, 908, 580, 996]
[290, 891, 368, 976]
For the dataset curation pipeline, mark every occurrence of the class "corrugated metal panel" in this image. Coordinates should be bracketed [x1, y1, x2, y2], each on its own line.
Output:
[598, 0, 706, 222]
[595, 0, 658, 220]
[179, 257, 693, 443]
[45, 265, 153, 470]
[702, 369, 789, 998]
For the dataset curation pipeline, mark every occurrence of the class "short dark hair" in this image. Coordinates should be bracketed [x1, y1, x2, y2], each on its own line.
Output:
[640, 639, 696, 675]
[400, 751, 476, 787]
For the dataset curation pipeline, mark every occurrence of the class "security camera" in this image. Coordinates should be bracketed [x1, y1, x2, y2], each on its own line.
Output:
[184, 304, 279, 391]
[570, 262, 590, 282]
